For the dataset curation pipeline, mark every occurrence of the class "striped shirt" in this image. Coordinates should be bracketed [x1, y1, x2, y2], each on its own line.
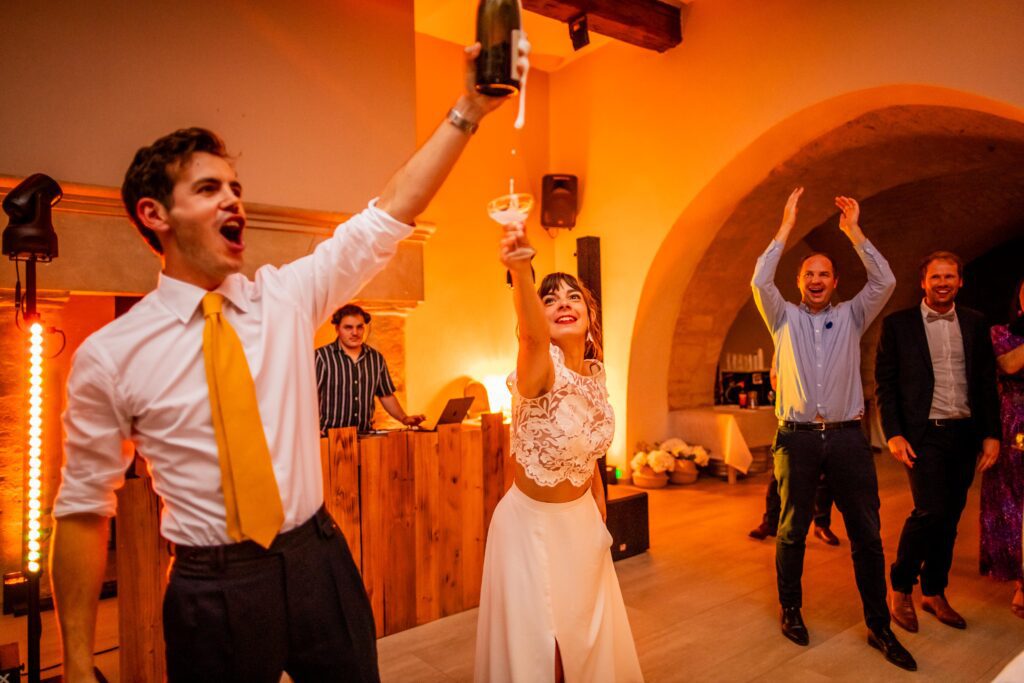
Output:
[315, 342, 396, 433]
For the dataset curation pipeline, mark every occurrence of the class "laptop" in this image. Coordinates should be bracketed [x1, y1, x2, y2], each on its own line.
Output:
[415, 397, 475, 432]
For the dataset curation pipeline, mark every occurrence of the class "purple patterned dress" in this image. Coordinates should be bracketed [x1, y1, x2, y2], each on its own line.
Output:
[980, 325, 1024, 581]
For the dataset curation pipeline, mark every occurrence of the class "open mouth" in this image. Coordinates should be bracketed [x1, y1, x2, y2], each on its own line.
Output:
[555, 315, 578, 324]
[219, 218, 245, 249]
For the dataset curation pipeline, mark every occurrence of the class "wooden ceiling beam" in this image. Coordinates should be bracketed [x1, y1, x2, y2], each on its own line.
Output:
[523, 0, 684, 53]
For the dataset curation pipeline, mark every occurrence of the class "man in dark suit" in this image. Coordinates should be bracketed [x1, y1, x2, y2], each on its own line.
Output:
[875, 251, 1001, 633]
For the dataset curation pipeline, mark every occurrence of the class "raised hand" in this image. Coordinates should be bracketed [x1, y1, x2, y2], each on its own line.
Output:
[463, 35, 531, 117]
[774, 187, 803, 243]
[835, 196, 865, 243]
[500, 222, 533, 271]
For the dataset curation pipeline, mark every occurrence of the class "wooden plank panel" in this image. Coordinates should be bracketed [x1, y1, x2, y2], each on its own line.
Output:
[358, 435, 386, 637]
[437, 424, 464, 616]
[411, 430, 441, 625]
[383, 431, 416, 634]
[321, 427, 361, 568]
[502, 421, 515, 492]
[461, 426, 484, 609]
[116, 465, 169, 683]
[523, 0, 683, 52]
[481, 413, 507, 540]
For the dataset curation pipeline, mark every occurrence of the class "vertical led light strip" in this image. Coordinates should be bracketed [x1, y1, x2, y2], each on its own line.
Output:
[26, 322, 44, 574]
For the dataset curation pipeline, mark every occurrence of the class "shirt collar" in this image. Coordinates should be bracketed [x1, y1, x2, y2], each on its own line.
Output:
[334, 340, 367, 361]
[920, 299, 956, 320]
[155, 272, 250, 324]
[798, 302, 833, 316]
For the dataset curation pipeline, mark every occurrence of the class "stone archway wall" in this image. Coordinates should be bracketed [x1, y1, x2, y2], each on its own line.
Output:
[626, 89, 1024, 451]
[666, 106, 1024, 410]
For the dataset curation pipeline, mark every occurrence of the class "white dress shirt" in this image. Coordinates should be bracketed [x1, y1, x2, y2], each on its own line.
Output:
[54, 201, 412, 546]
[920, 301, 970, 420]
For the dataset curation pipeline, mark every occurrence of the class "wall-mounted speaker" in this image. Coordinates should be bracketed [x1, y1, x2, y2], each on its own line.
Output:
[541, 174, 578, 228]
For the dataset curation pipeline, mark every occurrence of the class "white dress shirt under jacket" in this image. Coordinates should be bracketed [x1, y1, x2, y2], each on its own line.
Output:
[54, 201, 412, 546]
[920, 300, 970, 420]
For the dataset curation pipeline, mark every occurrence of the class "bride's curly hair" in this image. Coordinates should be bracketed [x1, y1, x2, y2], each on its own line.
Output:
[538, 272, 604, 362]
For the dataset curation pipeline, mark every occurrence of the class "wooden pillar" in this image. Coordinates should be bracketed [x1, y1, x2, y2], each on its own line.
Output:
[481, 413, 511, 541]
[321, 428, 361, 567]
[411, 430, 440, 625]
[358, 435, 386, 636]
[115, 455, 169, 683]
[436, 424, 464, 616]
[460, 427, 484, 609]
[382, 431, 416, 633]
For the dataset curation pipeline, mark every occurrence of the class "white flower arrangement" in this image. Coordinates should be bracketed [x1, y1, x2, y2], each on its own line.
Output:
[651, 437, 711, 467]
[630, 448, 676, 476]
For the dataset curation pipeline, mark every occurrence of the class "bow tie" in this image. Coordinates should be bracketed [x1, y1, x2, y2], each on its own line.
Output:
[925, 310, 955, 323]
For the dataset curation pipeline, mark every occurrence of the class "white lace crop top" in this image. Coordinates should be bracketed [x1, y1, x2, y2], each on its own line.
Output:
[507, 344, 615, 487]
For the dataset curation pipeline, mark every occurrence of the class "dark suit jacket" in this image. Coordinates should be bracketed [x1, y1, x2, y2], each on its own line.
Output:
[875, 304, 1001, 448]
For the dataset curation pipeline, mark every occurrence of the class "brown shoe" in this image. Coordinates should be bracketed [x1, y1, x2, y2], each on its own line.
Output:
[921, 594, 966, 629]
[813, 525, 840, 546]
[889, 591, 918, 633]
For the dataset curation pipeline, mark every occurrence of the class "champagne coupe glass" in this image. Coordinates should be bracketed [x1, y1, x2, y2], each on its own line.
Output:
[488, 192, 535, 260]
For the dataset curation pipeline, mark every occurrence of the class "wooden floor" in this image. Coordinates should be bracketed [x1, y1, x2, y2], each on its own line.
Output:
[4, 453, 1022, 681]
[377, 453, 1024, 682]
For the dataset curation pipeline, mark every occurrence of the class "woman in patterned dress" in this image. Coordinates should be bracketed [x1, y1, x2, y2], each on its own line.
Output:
[981, 279, 1024, 616]
[474, 222, 643, 682]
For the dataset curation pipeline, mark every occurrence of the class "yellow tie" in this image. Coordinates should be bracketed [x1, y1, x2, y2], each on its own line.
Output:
[201, 292, 284, 548]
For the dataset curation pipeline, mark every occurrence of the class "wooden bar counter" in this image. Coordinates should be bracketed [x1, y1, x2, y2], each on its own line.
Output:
[115, 414, 511, 677]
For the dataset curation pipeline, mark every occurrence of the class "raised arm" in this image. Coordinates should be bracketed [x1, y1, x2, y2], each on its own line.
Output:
[751, 188, 803, 332]
[501, 222, 552, 398]
[377, 41, 529, 224]
[835, 196, 896, 329]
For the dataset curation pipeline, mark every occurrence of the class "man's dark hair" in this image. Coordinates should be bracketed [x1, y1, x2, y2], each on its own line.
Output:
[918, 250, 963, 280]
[799, 252, 838, 278]
[121, 127, 229, 255]
[332, 304, 371, 326]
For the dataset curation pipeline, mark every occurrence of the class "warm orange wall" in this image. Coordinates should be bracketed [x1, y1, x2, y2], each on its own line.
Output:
[545, 0, 1024, 464]
[0, 0, 416, 213]
[0, 296, 114, 580]
[404, 34, 553, 419]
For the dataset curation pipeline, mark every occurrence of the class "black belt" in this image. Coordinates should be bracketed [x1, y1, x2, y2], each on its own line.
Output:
[779, 419, 861, 431]
[171, 505, 335, 567]
[928, 417, 971, 428]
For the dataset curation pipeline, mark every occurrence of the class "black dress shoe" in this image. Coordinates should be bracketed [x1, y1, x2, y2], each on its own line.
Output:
[749, 522, 777, 540]
[781, 607, 809, 646]
[813, 525, 840, 546]
[867, 626, 917, 671]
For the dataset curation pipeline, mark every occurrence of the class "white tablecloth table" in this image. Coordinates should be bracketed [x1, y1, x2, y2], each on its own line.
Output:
[665, 407, 778, 481]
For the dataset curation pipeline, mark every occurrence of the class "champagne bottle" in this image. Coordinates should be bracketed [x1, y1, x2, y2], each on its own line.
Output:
[475, 0, 522, 97]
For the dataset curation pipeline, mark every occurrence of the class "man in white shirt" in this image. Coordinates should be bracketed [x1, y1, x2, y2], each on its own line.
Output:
[876, 251, 1000, 633]
[50, 43, 528, 683]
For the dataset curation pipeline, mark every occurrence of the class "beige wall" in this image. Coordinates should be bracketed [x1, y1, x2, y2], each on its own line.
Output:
[0, 0, 416, 213]
[404, 34, 553, 420]
[544, 0, 1024, 465]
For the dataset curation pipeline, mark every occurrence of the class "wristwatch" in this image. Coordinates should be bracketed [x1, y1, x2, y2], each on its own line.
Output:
[446, 108, 479, 135]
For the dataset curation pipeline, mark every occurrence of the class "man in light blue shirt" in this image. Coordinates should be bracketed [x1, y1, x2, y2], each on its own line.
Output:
[752, 188, 914, 671]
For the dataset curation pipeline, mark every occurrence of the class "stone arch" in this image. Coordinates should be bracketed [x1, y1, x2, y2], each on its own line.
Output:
[626, 85, 1024, 451]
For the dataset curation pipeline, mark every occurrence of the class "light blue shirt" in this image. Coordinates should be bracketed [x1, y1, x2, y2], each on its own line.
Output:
[751, 238, 895, 422]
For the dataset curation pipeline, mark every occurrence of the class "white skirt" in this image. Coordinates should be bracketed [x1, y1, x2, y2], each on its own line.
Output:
[474, 484, 643, 682]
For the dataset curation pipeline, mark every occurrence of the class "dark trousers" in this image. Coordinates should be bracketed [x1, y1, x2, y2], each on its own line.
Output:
[164, 506, 379, 683]
[762, 471, 833, 532]
[890, 420, 977, 596]
[774, 425, 890, 631]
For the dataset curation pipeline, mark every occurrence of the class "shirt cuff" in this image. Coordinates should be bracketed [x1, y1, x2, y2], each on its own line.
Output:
[368, 197, 417, 234]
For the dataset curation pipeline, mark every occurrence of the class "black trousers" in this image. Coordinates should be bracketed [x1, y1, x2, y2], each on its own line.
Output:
[774, 425, 890, 631]
[762, 470, 833, 532]
[163, 506, 379, 683]
[890, 420, 976, 596]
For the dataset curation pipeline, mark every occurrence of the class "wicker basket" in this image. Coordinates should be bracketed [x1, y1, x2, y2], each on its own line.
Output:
[670, 459, 698, 484]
